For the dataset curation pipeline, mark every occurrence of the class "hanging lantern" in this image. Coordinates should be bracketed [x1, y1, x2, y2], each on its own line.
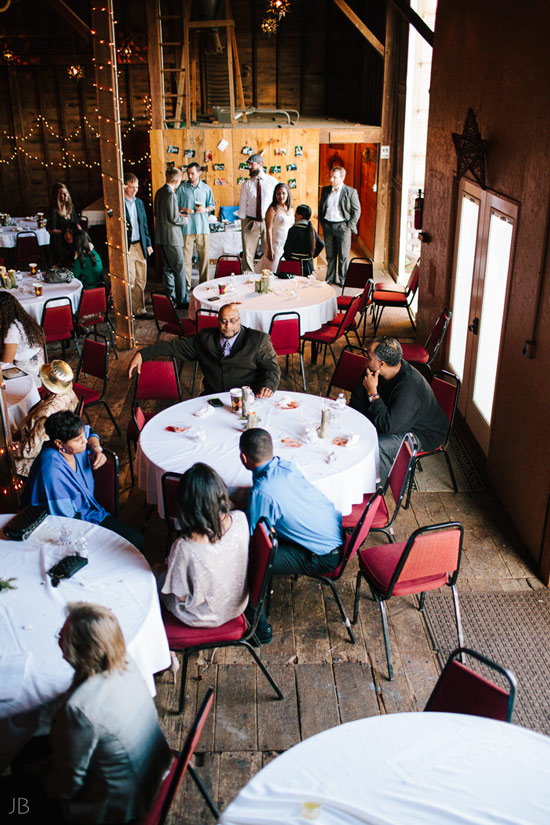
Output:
[2, 46, 16, 63]
[67, 64, 85, 79]
[261, 14, 278, 35]
[267, 0, 291, 19]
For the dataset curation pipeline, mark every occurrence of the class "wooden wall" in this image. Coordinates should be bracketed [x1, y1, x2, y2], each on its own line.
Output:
[419, 0, 550, 577]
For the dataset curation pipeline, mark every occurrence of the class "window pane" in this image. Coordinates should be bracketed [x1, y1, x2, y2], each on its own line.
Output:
[472, 212, 514, 424]
[448, 195, 479, 380]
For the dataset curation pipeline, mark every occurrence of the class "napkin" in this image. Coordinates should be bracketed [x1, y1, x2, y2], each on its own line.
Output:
[332, 433, 359, 448]
[194, 404, 213, 417]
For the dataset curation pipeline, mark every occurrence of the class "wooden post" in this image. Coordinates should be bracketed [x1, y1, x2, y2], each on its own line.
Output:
[7, 69, 32, 215]
[373, 4, 396, 268]
[225, 1, 236, 125]
[92, 1, 134, 350]
[146, 0, 163, 130]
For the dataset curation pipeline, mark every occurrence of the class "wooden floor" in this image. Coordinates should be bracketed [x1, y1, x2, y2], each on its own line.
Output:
[63, 268, 542, 823]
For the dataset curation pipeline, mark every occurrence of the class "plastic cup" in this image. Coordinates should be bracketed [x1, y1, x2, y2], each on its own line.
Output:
[29, 263, 38, 275]
[230, 388, 243, 413]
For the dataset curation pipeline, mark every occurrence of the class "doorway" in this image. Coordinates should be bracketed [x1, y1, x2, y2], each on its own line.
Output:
[447, 179, 518, 454]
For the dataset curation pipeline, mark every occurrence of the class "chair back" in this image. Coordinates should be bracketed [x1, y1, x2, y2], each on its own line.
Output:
[134, 359, 182, 403]
[133, 405, 147, 433]
[406, 261, 420, 297]
[389, 521, 464, 595]
[76, 334, 109, 382]
[92, 447, 119, 518]
[331, 490, 384, 579]
[326, 346, 366, 397]
[16, 231, 40, 264]
[425, 647, 517, 722]
[41, 298, 74, 342]
[75, 396, 85, 418]
[386, 433, 417, 519]
[269, 311, 300, 355]
[78, 215, 90, 232]
[140, 687, 215, 825]
[196, 309, 219, 331]
[161, 471, 182, 529]
[430, 370, 460, 449]
[335, 293, 363, 337]
[276, 259, 302, 277]
[215, 255, 241, 277]
[342, 257, 373, 291]
[76, 286, 107, 329]
[151, 291, 179, 328]
[246, 518, 278, 635]
[425, 308, 452, 362]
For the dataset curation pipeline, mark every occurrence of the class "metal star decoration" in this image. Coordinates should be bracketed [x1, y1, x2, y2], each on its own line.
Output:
[452, 108, 489, 188]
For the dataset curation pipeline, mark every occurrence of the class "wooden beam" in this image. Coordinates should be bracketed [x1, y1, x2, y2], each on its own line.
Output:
[389, 0, 434, 48]
[54, 66, 73, 194]
[36, 69, 54, 198]
[187, 19, 235, 29]
[225, 1, 235, 125]
[8, 69, 32, 214]
[184, 2, 191, 128]
[45, 0, 91, 43]
[146, 0, 163, 130]
[330, 0, 384, 57]
[229, 8, 246, 122]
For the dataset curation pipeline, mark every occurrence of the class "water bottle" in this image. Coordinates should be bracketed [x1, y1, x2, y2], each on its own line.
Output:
[336, 393, 347, 411]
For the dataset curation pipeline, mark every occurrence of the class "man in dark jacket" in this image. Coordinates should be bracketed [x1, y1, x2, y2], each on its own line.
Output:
[124, 173, 153, 319]
[128, 303, 280, 397]
[318, 166, 361, 286]
[153, 167, 188, 308]
[350, 336, 448, 483]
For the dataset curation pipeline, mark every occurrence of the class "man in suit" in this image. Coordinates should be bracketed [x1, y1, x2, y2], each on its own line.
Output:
[318, 166, 361, 286]
[236, 154, 278, 272]
[124, 173, 154, 319]
[153, 166, 189, 308]
[128, 302, 280, 397]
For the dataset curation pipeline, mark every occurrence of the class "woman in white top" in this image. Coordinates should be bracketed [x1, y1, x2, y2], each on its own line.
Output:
[257, 182, 295, 274]
[0, 292, 45, 378]
[159, 462, 249, 628]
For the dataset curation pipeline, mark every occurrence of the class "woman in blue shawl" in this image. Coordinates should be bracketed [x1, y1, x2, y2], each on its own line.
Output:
[24, 411, 144, 551]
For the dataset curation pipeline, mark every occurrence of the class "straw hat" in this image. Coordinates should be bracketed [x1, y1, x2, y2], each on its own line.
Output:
[39, 360, 74, 395]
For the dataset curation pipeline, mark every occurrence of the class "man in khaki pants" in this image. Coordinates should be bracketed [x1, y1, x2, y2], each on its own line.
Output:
[177, 162, 215, 289]
[124, 173, 153, 319]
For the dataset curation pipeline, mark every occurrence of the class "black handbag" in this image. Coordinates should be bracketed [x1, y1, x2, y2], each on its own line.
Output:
[43, 267, 74, 284]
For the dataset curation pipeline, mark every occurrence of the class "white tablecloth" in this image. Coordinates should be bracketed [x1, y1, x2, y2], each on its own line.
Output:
[208, 227, 243, 263]
[136, 390, 378, 518]
[3, 373, 40, 430]
[0, 273, 82, 324]
[0, 219, 50, 249]
[190, 274, 337, 334]
[81, 197, 105, 227]
[219, 712, 550, 825]
[0, 515, 170, 767]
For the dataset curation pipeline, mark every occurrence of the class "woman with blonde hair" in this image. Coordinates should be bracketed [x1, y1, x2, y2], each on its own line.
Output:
[47, 181, 79, 264]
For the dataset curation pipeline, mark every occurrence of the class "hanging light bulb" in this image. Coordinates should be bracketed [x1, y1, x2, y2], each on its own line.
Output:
[267, 0, 291, 19]
[261, 14, 278, 35]
[67, 64, 85, 79]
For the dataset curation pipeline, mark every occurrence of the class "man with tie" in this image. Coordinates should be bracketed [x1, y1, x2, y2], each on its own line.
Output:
[318, 166, 361, 286]
[236, 154, 278, 272]
[127, 303, 280, 397]
[124, 173, 154, 319]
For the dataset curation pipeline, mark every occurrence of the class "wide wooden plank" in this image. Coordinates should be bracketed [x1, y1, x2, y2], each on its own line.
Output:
[324, 579, 369, 663]
[333, 661, 380, 722]
[295, 663, 339, 739]
[168, 752, 220, 825]
[214, 665, 257, 751]
[217, 751, 263, 815]
[292, 577, 332, 663]
[257, 664, 299, 752]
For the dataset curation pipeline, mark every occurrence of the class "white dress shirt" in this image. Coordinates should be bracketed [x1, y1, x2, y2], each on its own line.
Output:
[324, 187, 345, 222]
[237, 171, 278, 220]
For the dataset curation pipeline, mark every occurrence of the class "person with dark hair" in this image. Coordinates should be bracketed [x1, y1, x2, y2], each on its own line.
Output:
[177, 162, 216, 288]
[124, 172, 154, 319]
[239, 428, 343, 577]
[350, 336, 449, 482]
[46, 182, 80, 265]
[257, 182, 294, 273]
[158, 462, 249, 627]
[154, 166, 189, 308]
[0, 292, 45, 379]
[71, 229, 104, 287]
[282, 203, 324, 276]
[57, 221, 78, 269]
[24, 411, 145, 551]
[319, 166, 361, 285]
[236, 154, 279, 272]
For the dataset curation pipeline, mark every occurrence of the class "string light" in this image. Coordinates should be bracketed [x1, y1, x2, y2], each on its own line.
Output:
[261, 14, 278, 34]
[67, 65, 85, 80]
[267, 0, 291, 18]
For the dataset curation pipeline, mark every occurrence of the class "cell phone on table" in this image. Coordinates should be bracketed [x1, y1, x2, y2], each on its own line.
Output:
[207, 296, 220, 302]
[208, 398, 224, 407]
[2, 367, 27, 379]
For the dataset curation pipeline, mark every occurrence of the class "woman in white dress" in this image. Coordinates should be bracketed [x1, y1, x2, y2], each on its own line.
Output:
[0, 292, 45, 380]
[257, 182, 294, 273]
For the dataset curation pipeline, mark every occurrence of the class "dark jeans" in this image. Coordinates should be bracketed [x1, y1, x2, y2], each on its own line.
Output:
[322, 220, 352, 285]
[101, 515, 145, 554]
[160, 244, 188, 304]
[273, 538, 343, 576]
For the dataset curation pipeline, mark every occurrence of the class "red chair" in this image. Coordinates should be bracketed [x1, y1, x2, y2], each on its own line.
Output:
[73, 334, 121, 436]
[304, 489, 384, 644]
[163, 517, 283, 713]
[326, 346, 367, 398]
[372, 261, 420, 335]
[405, 370, 460, 507]
[15, 232, 41, 268]
[151, 291, 195, 342]
[301, 293, 362, 368]
[127, 359, 182, 484]
[269, 311, 306, 391]
[342, 433, 417, 543]
[425, 647, 517, 722]
[353, 521, 465, 680]
[338, 257, 373, 309]
[74, 285, 118, 359]
[401, 308, 452, 379]
[92, 447, 120, 518]
[41, 297, 80, 361]
[329, 280, 373, 344]
[136, 686, 218, 824]
[191, 309, 219, 395]
[215, 255, 241, 277]
[276, 259, 302, 277]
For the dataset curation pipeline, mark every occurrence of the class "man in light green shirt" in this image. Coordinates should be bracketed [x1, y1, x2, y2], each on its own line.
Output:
[176, 162, 216, 288]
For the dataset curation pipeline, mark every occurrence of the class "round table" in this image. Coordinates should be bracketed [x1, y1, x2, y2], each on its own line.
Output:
[2, 372, 41, 431]
[219, 712, 550, 825]
[0, 514, 170, 768]
[0, 219, 50, 249]
[0, 273, 83, 324]
[136, 390, 379, 518]
[189, 274, 338, 334]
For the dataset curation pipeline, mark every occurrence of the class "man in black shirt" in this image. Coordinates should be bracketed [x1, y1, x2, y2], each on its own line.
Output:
[350, 337, 448, 482]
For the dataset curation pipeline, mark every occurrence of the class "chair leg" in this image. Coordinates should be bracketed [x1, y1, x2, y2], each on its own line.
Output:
[406, 304, 416, 332]
[101, 401, 122, 436]
[450, 584, 464, 649]
[299, 351, 307, 391]
[241, 641, 283, 700]
[178, 650, 191, 714]
[378, 597, 394, 680]
[443, 449, 458, 492]
[191, 361, 198, 396]
[105, 320, 119, 359]
[127, 436, 135, 485]
[187, 764, 220, 819]
[322, 578, 355, 643]
[353, 571, 363, 624]
[404, 464, 416, 509]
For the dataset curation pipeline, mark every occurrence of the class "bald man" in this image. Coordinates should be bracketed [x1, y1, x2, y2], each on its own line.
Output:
[128, 303, 280, 397]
